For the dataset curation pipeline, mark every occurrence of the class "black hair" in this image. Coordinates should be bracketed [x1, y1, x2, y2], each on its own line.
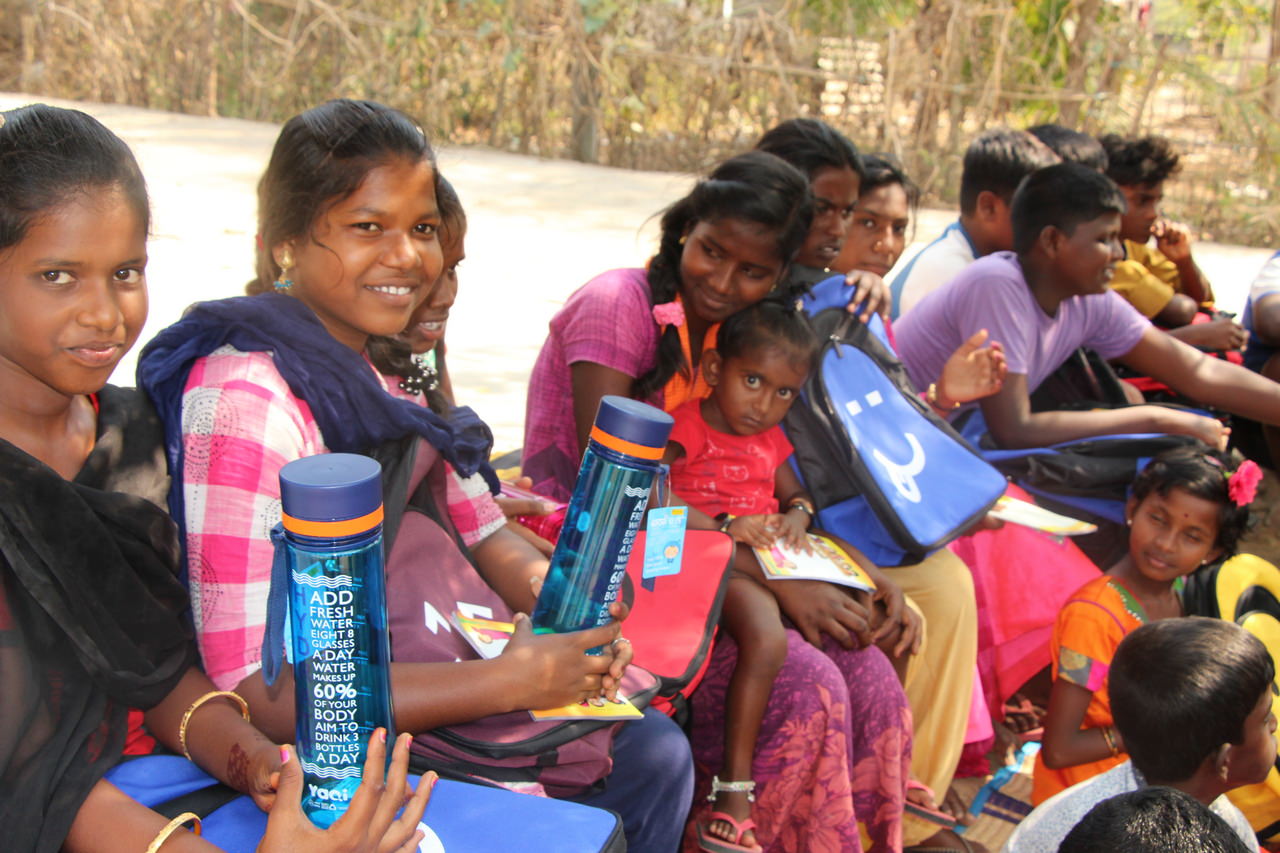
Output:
[251, 98, 435, 292]
[858, 153, 920, 212]
[1110, 617, 1274, 784]
[1010, 163, 1126, 255]
[1101, 134, 1181, 187]
[755, 118, 862, 181]
[248, 99, 436, 384]
[0, 104, 149, 254]
[959, 128, 1060, 215]
[716, 298, 820, 375]
[436, 174, 466, 247]
[1027, 124, 1109, 172]
[634, 151, 813, 399]
[1130, 445, 1251, 556]
[1057, 787, 1252, 853]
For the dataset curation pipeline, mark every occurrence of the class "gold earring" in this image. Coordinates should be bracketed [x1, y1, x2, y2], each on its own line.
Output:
[274, 250, 294, 292]
[678, 234, 687, 246]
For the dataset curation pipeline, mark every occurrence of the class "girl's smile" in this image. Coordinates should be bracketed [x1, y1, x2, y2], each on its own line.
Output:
[679, 218, 783, 329]
[404, 231, 463, 355]
[0, 186, 147, 401]
[281, 157, 443, 353]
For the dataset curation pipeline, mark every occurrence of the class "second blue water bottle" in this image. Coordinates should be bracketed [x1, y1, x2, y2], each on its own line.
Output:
[531, 396, 674, 646]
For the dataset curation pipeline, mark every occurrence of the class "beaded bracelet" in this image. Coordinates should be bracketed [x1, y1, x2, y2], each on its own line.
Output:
[145, 812, 202, 853]
[178, 690, 250, 761]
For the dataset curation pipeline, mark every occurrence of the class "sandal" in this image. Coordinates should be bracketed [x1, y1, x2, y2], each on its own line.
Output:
[905, 778, 958, 829]
[697, 777, 763, 853]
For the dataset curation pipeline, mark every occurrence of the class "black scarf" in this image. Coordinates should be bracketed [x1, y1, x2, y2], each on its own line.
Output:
[0, 386, 195, 853]
[136, 294, 497, 562]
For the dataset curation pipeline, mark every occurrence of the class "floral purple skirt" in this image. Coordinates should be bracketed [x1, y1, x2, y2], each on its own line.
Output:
[683, 630, 911, 853]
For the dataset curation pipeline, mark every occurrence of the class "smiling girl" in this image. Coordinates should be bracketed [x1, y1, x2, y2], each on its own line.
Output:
[1032, 446, 1257, 804]
[138, 99, 693, 852]
[524, 150, 913, 852]
[0, 103, 430, 853]
[401, 175, 464, 405]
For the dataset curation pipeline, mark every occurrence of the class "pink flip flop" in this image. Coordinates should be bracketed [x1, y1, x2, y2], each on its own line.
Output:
[696, 811, 764, 853]
[905, 779, 959, 829]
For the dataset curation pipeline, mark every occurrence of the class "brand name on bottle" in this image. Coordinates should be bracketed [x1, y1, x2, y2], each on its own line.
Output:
[308, 783, 352, 803]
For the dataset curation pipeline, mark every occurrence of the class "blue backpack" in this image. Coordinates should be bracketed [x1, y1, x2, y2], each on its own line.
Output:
[784, 275, 1008, 567]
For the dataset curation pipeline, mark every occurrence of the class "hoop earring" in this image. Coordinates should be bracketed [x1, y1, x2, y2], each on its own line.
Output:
[274, 250, 294, 292]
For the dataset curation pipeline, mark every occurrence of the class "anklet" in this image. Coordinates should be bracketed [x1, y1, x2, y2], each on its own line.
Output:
[709, 776, 756, 803]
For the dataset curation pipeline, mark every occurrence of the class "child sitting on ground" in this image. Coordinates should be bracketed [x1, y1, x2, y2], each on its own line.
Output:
[895, 162, 1280, 451]
[664, 299, 921, 853]
[1003, 617, 1275, 852]
[1100, 133, 1246, 353]
[1033, 446, 1257, 803]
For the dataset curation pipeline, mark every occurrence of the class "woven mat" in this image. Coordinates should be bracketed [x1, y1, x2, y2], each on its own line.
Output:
[949, 742, 1039, 851]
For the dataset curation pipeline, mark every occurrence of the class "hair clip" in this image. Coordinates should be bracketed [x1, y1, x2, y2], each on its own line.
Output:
[1227, 459, 1262, 507]
[652, 300, 685, 331]
[0, 114, 6, 130]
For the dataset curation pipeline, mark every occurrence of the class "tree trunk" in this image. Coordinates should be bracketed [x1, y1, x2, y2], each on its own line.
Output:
[1059, 0, 1103, 128]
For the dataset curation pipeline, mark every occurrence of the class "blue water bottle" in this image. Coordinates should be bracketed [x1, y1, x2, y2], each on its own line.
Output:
[531, 396, 673, 647]
[279, 453, 396, 828]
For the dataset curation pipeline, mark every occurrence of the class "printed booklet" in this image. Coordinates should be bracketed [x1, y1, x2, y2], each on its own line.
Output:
[451, 611, 643, 721]
[755, 534, 876, 592]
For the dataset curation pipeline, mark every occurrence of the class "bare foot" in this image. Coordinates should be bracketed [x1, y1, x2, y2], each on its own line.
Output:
[942, 785, 976, 827]
[1002, 692, 1045, 734]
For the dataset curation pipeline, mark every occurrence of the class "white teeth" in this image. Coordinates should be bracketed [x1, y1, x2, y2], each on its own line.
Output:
[419, 321, 443, 331]
[370, 285, 412, 295]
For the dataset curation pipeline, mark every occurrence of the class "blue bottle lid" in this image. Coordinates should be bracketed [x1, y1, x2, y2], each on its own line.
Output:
[590, 396, 674, 461]
[279, 453, 383, 536]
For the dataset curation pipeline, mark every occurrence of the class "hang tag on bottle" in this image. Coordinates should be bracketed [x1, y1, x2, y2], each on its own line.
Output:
[642, 506, 687, 590]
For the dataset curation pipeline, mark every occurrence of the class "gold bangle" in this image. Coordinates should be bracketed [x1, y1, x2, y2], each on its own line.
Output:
[145, 812, 202, 853]
[178, 690, 250, 761]
[926, 382, 960, 411]
[1101, 724, 1121, 757]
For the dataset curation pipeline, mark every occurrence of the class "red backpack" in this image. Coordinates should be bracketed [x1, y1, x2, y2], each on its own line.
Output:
[620, 529, 733, 719]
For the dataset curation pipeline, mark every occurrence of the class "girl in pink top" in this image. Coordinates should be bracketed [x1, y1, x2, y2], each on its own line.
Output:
[526, 151, 913, 852]
[140, 99, 693, 852]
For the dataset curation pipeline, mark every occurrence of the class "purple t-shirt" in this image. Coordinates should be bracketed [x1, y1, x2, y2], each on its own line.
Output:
[523, 268, 660, 501]
[895, 252, 1150, 404]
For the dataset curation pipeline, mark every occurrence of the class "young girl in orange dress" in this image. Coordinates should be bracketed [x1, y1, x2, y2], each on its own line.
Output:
[1033, 445, 1258, 803]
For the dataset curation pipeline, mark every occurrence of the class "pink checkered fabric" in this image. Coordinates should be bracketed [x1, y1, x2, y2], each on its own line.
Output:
[182, 346, 503, 689]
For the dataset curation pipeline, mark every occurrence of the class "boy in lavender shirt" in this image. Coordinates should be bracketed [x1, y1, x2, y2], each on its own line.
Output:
[896, 163, 1280, 449]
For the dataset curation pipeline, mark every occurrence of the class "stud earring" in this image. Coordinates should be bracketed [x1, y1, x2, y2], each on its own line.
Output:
[678, 234, 687, 246]
[274, 250, 294, 292]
